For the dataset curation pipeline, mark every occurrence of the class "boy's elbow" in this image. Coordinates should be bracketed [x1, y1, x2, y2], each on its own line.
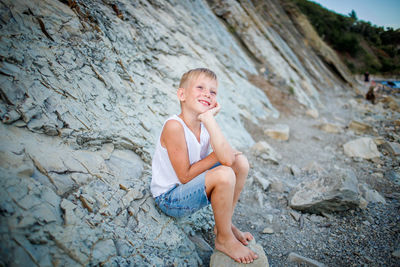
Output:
[177, 174, 190, 184]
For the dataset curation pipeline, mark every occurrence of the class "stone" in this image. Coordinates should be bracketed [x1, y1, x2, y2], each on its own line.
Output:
[270, 180, 285, 193]
[262, 227, 274, 234]
[288, 252, 326, 267]
[382, 142, 400, 156]
[306, 109, 319, 118]
[250, 141, 282, 164]
[317, 123, 342, 133]
[374, 137, 386, 145]
[290, 169, 360, 213]
[358, 183, 386, 204]
[264, 124, 290, 141]
[254, 174, 271, 191]
[343, 137, 381, 159]
[210, 239, 269, 267]
[348, 120, 373, 135]
[289, 210, 301, 222]
[188, 234, 213, 264]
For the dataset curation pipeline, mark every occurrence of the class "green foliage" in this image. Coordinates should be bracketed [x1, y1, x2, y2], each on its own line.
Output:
[291, 0, 400, 75]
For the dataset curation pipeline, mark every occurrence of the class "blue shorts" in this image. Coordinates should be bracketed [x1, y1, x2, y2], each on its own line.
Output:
[154, 162, 221, 218]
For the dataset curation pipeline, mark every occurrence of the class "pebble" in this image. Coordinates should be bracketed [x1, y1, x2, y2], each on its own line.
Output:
[262, 227, 274, 234]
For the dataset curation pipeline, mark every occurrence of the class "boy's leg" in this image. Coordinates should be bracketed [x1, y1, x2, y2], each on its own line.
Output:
[205, 165, 257, 264]
[230, 154, 254, 245]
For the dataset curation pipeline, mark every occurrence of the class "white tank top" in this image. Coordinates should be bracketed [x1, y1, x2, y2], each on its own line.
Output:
[151, 115, 210, 197]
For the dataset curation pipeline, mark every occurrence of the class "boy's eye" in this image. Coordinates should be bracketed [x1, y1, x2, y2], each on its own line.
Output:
[211, 91, 216, 95]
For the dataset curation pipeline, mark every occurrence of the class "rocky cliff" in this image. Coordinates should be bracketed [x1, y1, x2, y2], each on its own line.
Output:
[1, 0, 398, 266]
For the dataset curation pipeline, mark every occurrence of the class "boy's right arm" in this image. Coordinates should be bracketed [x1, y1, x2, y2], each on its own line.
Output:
[161, 120, 218, 184]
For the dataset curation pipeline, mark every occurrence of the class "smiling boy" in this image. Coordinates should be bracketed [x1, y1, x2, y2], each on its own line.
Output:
[151, 68, 258, 263]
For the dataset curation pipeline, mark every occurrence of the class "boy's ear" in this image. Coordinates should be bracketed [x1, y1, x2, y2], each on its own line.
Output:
[177, 87, 185, 101]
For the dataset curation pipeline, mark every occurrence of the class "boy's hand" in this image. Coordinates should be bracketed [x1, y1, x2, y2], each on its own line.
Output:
[198, 102, 221, 122]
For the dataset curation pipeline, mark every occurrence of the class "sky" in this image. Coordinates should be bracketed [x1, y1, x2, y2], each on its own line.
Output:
[311, 0, 400, 29]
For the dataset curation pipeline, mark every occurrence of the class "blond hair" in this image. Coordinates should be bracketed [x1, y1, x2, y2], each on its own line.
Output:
[179, 68, 217, 89]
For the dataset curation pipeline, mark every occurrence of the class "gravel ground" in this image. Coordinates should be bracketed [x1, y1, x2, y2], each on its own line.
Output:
[204, 78, 400, 266]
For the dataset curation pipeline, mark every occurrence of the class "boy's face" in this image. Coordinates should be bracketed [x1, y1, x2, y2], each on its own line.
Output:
[178, 74, 218, 114]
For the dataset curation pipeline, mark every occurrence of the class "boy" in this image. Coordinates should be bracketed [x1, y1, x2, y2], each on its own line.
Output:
[151, 68, 258, 263]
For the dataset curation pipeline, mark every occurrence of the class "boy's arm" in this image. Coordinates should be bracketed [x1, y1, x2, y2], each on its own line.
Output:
[162, 120, 219, 184]
[198, 103, 235, 166]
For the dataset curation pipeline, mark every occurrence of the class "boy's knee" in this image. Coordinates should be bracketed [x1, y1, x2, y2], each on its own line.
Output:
[215, 166, 235, 186]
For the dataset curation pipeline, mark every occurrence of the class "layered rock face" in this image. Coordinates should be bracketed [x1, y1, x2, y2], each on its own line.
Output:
[0, 0, 356, 266]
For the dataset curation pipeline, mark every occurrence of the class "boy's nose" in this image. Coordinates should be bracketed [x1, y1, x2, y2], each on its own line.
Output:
[203, 89, 211, 98]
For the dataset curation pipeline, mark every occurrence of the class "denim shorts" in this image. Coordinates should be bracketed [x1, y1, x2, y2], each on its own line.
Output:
[154, 162, 221, 218]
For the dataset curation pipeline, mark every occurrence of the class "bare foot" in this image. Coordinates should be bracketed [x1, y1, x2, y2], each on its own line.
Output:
[214, 225, 254, 246]
[215, 234, 258, 264]
[232, 224, 253, 246]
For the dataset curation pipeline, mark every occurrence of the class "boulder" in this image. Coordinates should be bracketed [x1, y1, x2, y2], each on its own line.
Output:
[290, 169, 360, 213]
[210, 239, 269, 267]
[343, 137, 381, 159]
[264, 124, 290, 141]
[251, 141, 282, 164]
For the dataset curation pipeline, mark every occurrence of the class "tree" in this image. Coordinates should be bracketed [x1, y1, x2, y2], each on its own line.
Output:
[349, 10, 357, 21]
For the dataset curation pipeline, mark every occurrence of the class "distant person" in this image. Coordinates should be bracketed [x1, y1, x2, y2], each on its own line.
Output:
[151, 68, 258, 263]
[364, 71, 370, 82]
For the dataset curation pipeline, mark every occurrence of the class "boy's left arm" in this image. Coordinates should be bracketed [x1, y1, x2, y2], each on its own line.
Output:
[199, 103, 235, 166]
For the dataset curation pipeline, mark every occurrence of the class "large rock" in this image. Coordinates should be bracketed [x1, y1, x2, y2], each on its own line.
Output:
[343, 137, 381, 159]
[210, 239, 269, 267]
[290, 169, 361, 213]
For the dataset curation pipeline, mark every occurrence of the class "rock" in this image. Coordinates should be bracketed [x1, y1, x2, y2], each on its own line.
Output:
[306, 109, 319, 118]
[343, 137, 381, 159]
[348, 120, 373, 135]
[210, 239, 269, 267]
[317, 123, 342, 133]
[290, 169, 360, 213]
[359, 197, 369, 209]
[358, 183, 386, 204]
[188, 234, 213, 264]
[250, 141, 282, 164]
[289, 210, 301, 222]
[264, 124, 290, 141]
[303, 161, 326, 174]
[254, 174, 271, 191]
[262, 227, 274, 234]
[288, 252, 326, 267]
[270, 180, 285, 193]
[382, 142, 400, 156]
[373, 137, 386, 145]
